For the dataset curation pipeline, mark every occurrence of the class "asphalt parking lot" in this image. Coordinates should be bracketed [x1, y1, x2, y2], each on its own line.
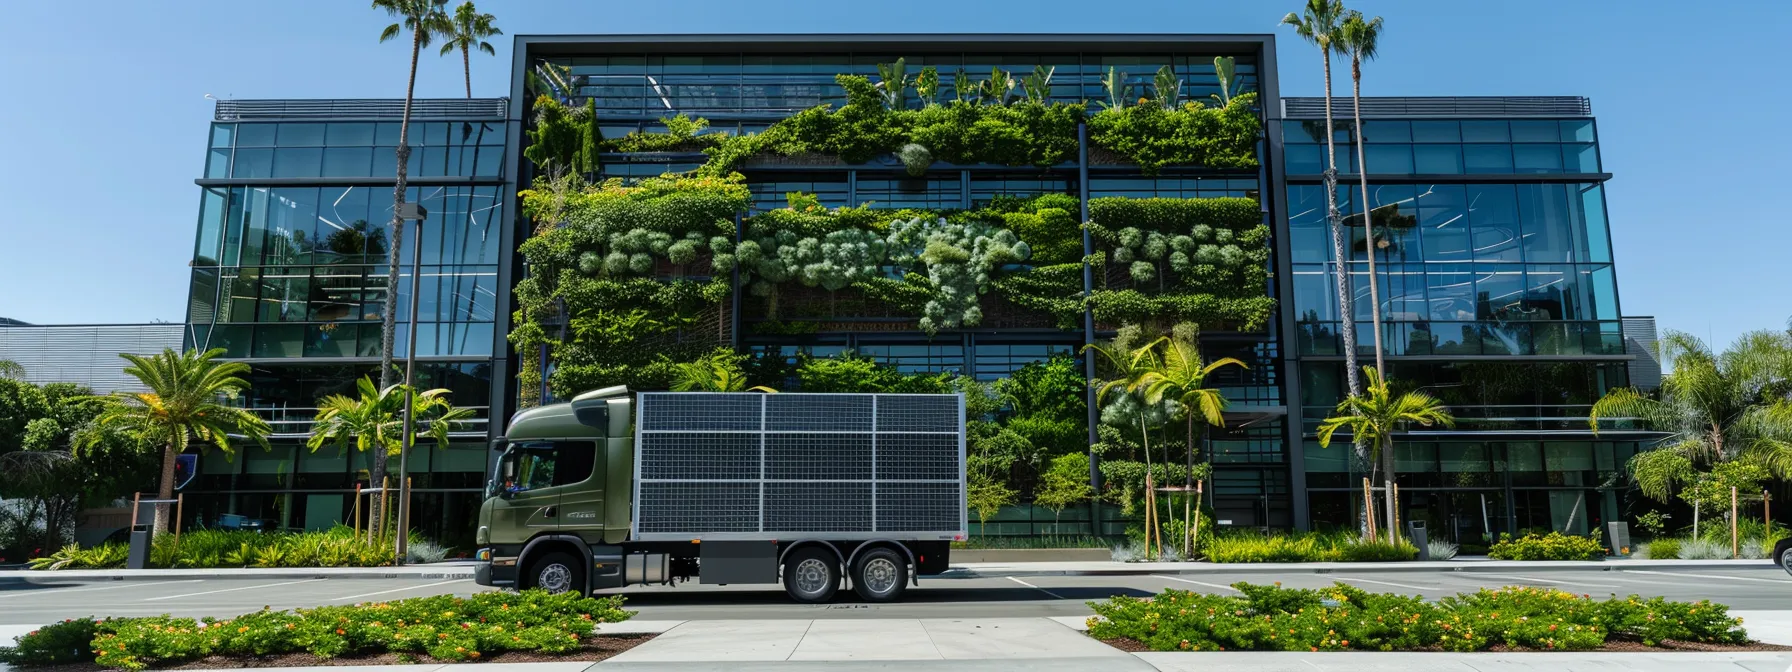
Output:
[3, 566, 1789, 625]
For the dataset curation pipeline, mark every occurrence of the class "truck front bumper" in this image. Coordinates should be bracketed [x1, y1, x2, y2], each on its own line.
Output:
[474, 548, 516, 587]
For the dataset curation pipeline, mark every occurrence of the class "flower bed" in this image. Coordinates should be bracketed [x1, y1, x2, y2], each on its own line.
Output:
[0, 590, 633, 670]
[1088, 582, 1757, 652]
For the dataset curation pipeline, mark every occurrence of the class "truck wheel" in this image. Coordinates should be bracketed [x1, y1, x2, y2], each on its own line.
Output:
[524, 551, 584, 595]
[852, 547, 908, 602]
[1780, 543, 1792, 578]
[782, 547, 838, 603]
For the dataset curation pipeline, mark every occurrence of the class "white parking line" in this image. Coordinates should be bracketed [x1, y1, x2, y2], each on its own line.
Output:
[1331, 576, 1435, 591]
[0, 580, 202, 599]
[1466, 573, 1620, 589]
[142, 579, 325, 602]
[1152, 575, 1241, 592]
[1621, 570, 1792, 585]
[330, 579, 469, 602]
[1006, 576, 1065, 600]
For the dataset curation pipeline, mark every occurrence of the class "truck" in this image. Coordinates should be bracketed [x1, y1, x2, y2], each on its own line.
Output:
[473, 386, 966, 603]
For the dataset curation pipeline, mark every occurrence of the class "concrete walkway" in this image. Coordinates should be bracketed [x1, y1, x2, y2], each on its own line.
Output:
[1, 557, 1775, 583]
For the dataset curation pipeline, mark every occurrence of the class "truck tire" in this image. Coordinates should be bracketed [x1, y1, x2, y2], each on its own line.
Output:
[1778, 540, 1792, 578]
[852, 547, 908, 602]
[524, 550, 584, 595]
[782, 547, 838, 603]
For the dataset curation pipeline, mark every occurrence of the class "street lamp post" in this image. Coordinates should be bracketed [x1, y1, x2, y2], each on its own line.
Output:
[394, 202, 428, 564]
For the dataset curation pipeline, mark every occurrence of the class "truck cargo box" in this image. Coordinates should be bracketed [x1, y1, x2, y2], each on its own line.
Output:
[631, 392, 966, 542]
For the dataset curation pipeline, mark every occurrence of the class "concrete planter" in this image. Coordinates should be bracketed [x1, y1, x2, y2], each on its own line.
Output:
[950, 548, 1113, 563]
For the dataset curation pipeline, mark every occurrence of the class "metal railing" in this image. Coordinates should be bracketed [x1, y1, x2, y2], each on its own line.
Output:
[1283, 96, 1591, 119]
[214, 99, 507, 121]
[239, 405, 491, 437]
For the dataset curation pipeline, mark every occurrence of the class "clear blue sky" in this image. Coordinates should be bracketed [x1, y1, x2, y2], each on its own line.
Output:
[1, 1, 1785, 349]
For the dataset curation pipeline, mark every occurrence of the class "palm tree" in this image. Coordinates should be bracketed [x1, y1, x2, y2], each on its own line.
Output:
[372, 0, 450, 526]
[1317, 366, 1455, 540]
[1082, 338, 1169, 558]
[1338, 10, 1389, 380]
[1136, 334, 1246, 555]
[439, 2, 501, 99]
[80, 349, 272, 535]
[1282, 0, 1359, 402]
[1591, 330, 1792, 512]
[0, 358, 23, 379]
[308, 377, 475, 536]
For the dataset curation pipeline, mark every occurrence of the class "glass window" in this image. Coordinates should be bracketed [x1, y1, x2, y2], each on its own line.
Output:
[309, 267, 363, 321]
[1466, 184, 1521, 262]
[1589, 265, 1619, 320]
[326, 123, 376, 145]
[1366, 184, 1420, 263]
[375, 122, 403, 146]
[211, 124, 236, 148]
[1284, 144, 1322, 174]
[1409, 120, 1461, 142]
[1416, 184, 1468, 262]
[1560, 120, 1595, 143]
[1292, 264, 1335, 322]
[1523, 265, 1576, 320]
[1384, 263, 1427, 320]
[1462, 144, 1513, 173]
[1459, 120, 1509, 142]
[1439, 443, 1492, 472]
[271, 147, 323, 178]
[231, 148, 273, 178]
[1474, 264, 1526, 319]
[252, 325, 305, 358]
[1513, 145, 1563, 172]
[322, 147, 373, 176]
[1361, 120, 1410, 142]
[304, 323, 359, 357]
[1363, 144, 1412, 173]
[1285, 124, 1321, 144]
[1563, 144, 1599, 172]
[194, 188, 227, 266]
[1509, 120, 1559, 142]
[236, 124, 277, 147]
[264, 187, 318, 265]
[1518, 184, 1577, 262]
[277, 123, 327, 146]
[1413, 144, 1463, 173]
[236, 187, 272, 265]
[256, 268, 310, 322]
[1426, 266, 1475, 321]
[1579, 185, 1612, 263]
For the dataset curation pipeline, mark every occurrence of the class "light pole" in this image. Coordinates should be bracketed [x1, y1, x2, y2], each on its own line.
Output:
[394, 202, 427, 564]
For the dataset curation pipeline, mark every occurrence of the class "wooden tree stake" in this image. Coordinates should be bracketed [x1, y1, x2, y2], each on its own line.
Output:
[1731, 486, 1739, 559]
[1362, 478, 1377, 541]
[174, 494, 185, 538]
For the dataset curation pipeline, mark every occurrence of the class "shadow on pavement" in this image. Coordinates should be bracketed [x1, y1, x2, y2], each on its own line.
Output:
[607, 585, 1151, 606]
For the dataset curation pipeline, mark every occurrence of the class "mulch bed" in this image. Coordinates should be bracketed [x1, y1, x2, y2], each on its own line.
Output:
[1099, 636, 1792, 654]
[19, 635, 653, 671]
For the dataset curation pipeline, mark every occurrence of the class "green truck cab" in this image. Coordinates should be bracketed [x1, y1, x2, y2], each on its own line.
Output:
[474, 386, 965, 603]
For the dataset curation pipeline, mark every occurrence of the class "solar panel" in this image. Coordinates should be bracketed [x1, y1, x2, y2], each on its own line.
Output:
[633, 392, 965, 541]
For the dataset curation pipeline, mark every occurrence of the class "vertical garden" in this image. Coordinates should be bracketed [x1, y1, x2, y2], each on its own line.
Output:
[510, 58, 1271, 542]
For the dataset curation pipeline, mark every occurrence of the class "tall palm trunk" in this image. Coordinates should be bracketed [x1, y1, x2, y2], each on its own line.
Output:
[1319, 49, 1370, 536]
[1139, 414, 1157, 560]
[1352, 62, 1386, 379]
[373, 27, 424, 537]
[154, 439, 179, 535]
[461, 45, 472, 98]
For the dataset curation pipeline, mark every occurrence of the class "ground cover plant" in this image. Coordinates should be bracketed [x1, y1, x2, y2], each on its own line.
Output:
[1485, 531, 1606, 561]
[1088, 582, 1750, 652]
[27, 526, 411, 570]
[0, 590, 633, 670]
[1203, 531, 1417, 563]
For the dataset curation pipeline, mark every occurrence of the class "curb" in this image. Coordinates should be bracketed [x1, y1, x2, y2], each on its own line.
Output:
[940, 559, 1779, 578]
[0, 567, 476, 584]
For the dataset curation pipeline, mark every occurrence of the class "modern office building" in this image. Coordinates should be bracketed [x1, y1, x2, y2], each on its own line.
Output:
[178, 34, 1648, 547]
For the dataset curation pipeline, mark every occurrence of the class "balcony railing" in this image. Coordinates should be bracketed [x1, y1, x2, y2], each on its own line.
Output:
[237, 405, 491, 438]
[1300, 404, 1656, 434]
[1296, 320, 1628, 357]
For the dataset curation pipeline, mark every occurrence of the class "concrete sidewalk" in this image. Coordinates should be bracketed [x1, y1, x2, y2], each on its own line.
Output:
[1, 557, 1775, 583]
[9, 616, 1792, 671]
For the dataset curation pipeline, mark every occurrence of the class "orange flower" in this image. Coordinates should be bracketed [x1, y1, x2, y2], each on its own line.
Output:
[469, 652, 480, 659]
[336, 628, 346, 635]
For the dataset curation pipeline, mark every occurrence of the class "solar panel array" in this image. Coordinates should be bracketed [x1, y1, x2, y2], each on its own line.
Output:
[634, 392, 964, 539]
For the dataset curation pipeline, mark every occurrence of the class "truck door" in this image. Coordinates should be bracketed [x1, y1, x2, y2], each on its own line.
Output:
[488, 442, 567, 544]
[553, 440, 604, 536]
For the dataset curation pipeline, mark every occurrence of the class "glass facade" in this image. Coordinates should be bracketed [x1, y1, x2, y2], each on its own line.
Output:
[183, 107, 507, 544]
[1283, 112, 1631, 540]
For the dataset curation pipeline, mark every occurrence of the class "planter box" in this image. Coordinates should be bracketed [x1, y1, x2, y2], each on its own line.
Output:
[951, 548, 1113, 563]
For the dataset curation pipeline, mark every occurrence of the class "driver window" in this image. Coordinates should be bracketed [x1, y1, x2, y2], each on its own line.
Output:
[512, 445, 557, 493]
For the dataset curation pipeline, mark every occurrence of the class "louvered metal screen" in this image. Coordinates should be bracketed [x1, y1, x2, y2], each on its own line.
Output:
[633, 392, 965, 541]
[1283, 96, 1591, 119]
